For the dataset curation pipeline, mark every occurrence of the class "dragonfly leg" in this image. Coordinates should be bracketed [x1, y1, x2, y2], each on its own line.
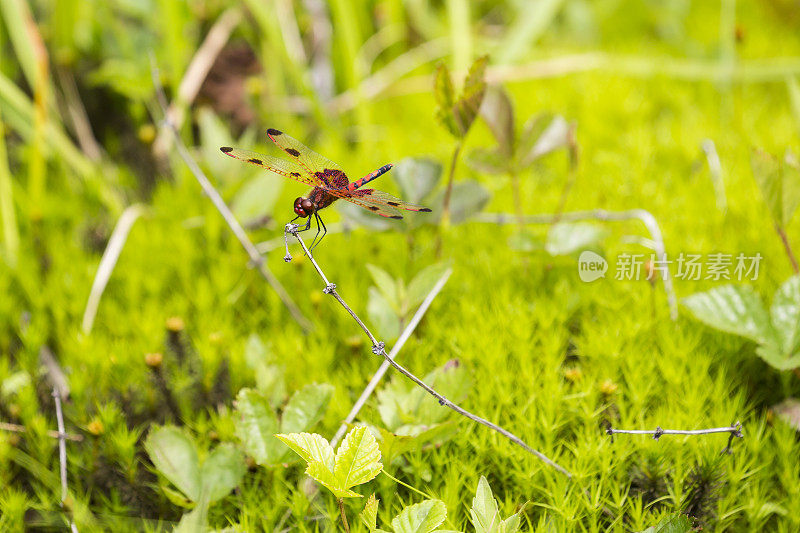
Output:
[309, 212, 325, 251]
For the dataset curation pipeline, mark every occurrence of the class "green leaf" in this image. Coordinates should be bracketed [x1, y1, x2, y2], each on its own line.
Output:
[306, 460, 360, 498]
[200, 444, 246, 503]
[466, 148, 510, 175]
[366, 264, 399, 310]
[392, 158, 442, 204]
[244, 335, 285, 406]
[174, 491, 210, 533]
[434, 63, 459, 137]
[770, 275, 800, 356]
[772, 397, 800, 431]
[682, 285, 774, 345]
[231, 173, 283, 224]
[339, 200, 397, 231]
[235, 388, 282, 466]
[751, 148, 800, 227]
[144, 426, 201, 502]
[430, 181, 490, 224]
[519, 115, 571, 166]
[754, 344, 800, 371]
[276, 432, 335, 471]
[471, 476, 500, 533]
[545, 223, 606, 256]
[480, 86, 515, 156]
[368, 287, 402, 341]
[453, 56, 488, 137]
[391, 499, 447, 533]
[361, 494, 380, 531]
[333, 425, 383, 494]
[281, 383, 335, 435]
[407, 263, 452, 310]
[636, 512, 692, 533]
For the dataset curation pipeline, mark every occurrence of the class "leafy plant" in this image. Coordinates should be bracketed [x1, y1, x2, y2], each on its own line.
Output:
[469, 476, 521, 533]
[750, 148, 800, 273]
[366, 262, 452, 340]
[277, 426, 383, 531]
[235, 382, 333, 466]
[468, 85, 576, 223]
[636, 512, 692, 533]
[144, 426, 246, 531]
[682, 275, 800, 370]
[434, 55, 488, 233]
[360, 495, 454, 533]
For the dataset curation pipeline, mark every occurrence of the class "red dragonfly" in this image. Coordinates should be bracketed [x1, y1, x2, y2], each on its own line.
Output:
[221, 129, 431, 250]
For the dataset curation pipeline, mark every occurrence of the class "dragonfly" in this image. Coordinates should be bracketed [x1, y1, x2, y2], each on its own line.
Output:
[221, 128, 431, 251]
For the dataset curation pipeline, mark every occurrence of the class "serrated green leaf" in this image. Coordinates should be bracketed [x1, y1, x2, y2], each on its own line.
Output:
[235, 388, 282, 466]
[200, 444, 246, 503]
[751, 148, 800, 227]
[276, 432, 335, 471]
[281, 383, 334, 435]
[453, 56, 488, 136]
[545, 223, 606, 256]
[391, 499, 447, 533]
[243, 335, 285, 406]
[480, 86, 515, 156]
[434, 63, 455, 110]
[501, 513, 521, 533]
[682, 285, 774, 346]
[755, 344, 800, 371]
[333, 426, 383, 492]
[144, 426, 201, 502]
[407, 263, 451, 310]
[361, 494, 380, 531]
[770, 275, 800, 356]
[471, 476, 500, 533]
[392, 157, 442, 204]
[306, 460, 360, 498]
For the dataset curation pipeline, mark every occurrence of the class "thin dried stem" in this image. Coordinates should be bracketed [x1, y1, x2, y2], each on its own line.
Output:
[82, 204, 147, 334]
[53, 389, 79, 533]
[285, 224, 573, 478]
[606, 422, 743, 441]
[337, 498, 350, 533]
[0, 421, 83, 442]
[476, 209, 678, 320]
[776, 224, 800, 274]
[150, 61, 312, 332]
[330, 268, 452, 447]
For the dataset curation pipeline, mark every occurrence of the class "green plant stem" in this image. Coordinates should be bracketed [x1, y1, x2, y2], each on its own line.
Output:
[338, 498, 350, 533]
[509, 170, 524, 230]
[438, 141, 463, 255]
[776, 224, 800, 274]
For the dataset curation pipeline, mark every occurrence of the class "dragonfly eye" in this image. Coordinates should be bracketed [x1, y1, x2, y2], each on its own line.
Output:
[294, 197, 315, 217]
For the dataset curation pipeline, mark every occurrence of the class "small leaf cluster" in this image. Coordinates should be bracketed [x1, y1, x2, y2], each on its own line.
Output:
[682, 275, 800, 370]
[435, 56, 488, 140]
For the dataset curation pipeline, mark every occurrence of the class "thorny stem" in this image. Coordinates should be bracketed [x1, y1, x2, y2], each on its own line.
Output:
[338, 498, 350, 533]
[776, 224, 800, 274]
[285, 224, 573, 479]
[476, 209, 678, 321]
[149, 60, 312, 332]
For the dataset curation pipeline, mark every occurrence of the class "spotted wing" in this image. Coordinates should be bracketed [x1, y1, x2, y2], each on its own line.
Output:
[338, 189, 432, 219]
[220, 146, 321, 187]
[266, 128, 349, 189]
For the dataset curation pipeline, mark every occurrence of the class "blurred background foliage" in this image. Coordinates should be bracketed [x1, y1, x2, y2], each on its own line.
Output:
[2, 0, 800, 530]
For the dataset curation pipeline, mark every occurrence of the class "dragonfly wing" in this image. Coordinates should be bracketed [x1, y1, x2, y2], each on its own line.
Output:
[266, 129, 349, 188]
[220, 146, 319, 187]
[338, 189, 432, 219]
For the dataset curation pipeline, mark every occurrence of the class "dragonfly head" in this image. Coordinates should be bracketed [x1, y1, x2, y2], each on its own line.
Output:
[293, 197, 315, 218]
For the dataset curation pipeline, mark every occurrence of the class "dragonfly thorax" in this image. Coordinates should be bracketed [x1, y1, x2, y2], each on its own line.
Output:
[293, 197, 315, 218]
